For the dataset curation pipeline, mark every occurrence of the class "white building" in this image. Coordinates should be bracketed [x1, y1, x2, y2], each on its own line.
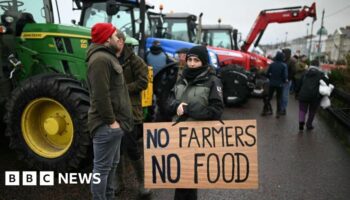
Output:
[326, 26, 350, 62]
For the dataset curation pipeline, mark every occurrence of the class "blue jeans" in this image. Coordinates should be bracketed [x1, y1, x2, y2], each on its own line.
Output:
[91, 125, 124, 200]
[281, 81, 291, 111]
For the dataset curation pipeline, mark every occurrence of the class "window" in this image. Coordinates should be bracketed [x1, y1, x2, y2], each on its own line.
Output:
[163, 19, 189, 42]
[203, 30, 232, 49]
[83, 3, 134, 37]
[0, 0, 46, 23]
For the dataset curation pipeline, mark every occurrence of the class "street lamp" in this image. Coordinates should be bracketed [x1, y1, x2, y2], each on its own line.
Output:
[308, 21, 315, 61]
[306, 23, 310, 55]
[317, 9, 327, 63]
[284, 32, 288, 47]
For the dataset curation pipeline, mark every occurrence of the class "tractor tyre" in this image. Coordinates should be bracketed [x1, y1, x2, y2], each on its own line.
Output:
[251, 76, 269, 98]
[220, 65, 251, 106]
[152, 62, 179, 122]
[4, 73, 90, 171]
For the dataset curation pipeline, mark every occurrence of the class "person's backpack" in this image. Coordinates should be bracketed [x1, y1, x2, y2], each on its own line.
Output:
[298, 69, 324, 102]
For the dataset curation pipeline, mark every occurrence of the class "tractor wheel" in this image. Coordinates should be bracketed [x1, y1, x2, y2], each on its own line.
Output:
[251, 76, 269, 98]
[152, 62, 178, 122]
[4, 73, 90, 171]
[220, 65, 251, 106]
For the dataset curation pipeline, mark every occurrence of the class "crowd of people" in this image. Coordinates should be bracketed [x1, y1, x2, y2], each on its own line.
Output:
[86, 22, 223, 200]
[262, 48, 330, 132]
[86, 22, 331, 200]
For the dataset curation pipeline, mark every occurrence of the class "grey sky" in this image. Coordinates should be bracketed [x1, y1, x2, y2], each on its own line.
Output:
[59, 0, 350, 44]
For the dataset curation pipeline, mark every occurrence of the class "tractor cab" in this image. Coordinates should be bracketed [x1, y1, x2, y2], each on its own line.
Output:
[148, 11, 165, 38]
[0, 0, 53, 74]
[161, 12, 197, 43]
[75, 0, 156, 56]
[0, 0, 54, 108]
[201, 24, 238, 50]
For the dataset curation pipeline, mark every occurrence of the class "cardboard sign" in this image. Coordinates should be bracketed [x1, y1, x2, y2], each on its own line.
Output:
[143, 120, 258, 189]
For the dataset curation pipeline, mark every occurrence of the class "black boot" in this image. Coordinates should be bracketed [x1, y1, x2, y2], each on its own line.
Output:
[266, 103, 273, 115]
[261, 103, 269, 116]
[131, 158, 152, 197]
[306, 124, 314, 130]
[261, 100, 272, 116]
[299, 122, 305, 132]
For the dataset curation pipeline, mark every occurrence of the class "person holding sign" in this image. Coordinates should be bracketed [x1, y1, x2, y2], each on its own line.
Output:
[168, 45, 224, 200]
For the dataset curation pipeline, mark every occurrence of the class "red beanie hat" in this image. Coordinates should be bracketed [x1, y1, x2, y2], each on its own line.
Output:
[91, 23, 117, 44]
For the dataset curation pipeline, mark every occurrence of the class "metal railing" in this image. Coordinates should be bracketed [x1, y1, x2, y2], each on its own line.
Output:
[327, 88, 350, 130]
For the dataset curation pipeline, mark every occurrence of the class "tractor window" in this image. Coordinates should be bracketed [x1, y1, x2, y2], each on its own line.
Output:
[163, 19, 189, 42]
[23, 2, 46, 23]
[111, 8, 133, 37]
[0, 0, 46, 23]
[83, 3, 134, 37]
[149, 15, 163, 37]
[206, 30, 233, 49]
[134, 9, 152, 37]
[83, 3, 108, 28]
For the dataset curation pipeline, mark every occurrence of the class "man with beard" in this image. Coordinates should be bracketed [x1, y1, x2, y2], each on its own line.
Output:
[114, 31, 151, 197]
[86, 23, 133, 200]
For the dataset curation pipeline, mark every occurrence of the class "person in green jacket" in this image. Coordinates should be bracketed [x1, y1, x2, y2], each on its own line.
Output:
[114, 31, 151, 197]
[294, 55, 308, 98]
[86, 23, 133, 200]
[168, 45, 224, 200]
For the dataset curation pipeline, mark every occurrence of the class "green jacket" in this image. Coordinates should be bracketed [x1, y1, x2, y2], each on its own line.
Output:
[118, 45, 148, 124]
[169, 66, 224, 122]
[86, 44, 134, 136]
[294, 61, 307, 80]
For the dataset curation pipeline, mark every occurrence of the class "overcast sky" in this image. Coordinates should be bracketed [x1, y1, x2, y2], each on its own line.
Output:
[59, 0, 350, 44]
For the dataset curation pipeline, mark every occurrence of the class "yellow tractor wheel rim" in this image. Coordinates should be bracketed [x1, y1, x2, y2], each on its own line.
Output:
[21, 98, 74, 159]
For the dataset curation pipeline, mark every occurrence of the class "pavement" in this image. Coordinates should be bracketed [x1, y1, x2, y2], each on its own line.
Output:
[1, 96, 350, 200]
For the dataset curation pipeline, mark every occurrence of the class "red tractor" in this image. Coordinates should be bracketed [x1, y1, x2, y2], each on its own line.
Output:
[151, 3, 317, 105]
[201, 3, 317, 104]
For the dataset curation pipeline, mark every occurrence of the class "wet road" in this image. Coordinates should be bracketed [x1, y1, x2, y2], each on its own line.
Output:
[1, 96, 350, 200]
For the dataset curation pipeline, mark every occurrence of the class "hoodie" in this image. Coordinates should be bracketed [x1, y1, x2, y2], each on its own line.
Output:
[267, 51, 288, 87]
[297, 66, 327, 102]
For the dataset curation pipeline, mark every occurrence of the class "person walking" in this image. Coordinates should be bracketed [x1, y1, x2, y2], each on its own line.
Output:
[114, 31, 151, 197]
[294, 55, 308, 99]
[280, 48, 296, 115]
[263, 51, 288, 118]
[295, 59, 328, 132]
[168, 45, 224, 200]
[86, 23, 134, 200]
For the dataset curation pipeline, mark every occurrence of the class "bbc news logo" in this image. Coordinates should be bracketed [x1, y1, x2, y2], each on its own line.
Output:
[5, 171, 101, 186]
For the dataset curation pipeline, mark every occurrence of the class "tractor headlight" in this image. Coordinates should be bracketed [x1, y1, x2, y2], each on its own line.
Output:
[0, 25, 6, 33]
[209, 51, 219, 68]
[5, 16, 14, 23]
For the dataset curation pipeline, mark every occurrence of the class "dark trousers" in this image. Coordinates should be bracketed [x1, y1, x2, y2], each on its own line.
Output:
[268, 86, 283, 112]
[174, 189, 197, 200]
[120, 123, 142, 161]
[299, 101, 320, 127]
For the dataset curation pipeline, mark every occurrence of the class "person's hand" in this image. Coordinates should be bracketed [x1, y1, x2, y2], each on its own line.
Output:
[177, 102, 188, 116]
[109, 121, 120, 129]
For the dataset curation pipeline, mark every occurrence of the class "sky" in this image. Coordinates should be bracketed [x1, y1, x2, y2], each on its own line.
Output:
[58, 0, 350, 45]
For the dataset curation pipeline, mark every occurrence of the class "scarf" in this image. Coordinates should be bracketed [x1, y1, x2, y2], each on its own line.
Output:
[183, 65, 208, 81]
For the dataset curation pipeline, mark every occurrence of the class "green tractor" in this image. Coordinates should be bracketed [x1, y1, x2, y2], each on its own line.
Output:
[0, 0, 97, 171]
[0, 0, 174, 171]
